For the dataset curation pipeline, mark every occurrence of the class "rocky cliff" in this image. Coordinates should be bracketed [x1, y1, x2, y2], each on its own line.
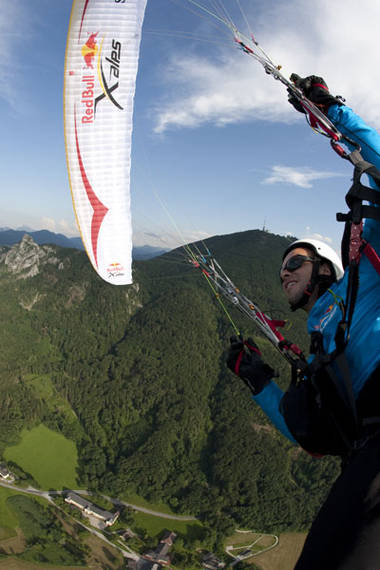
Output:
[1, 234, 66, 279]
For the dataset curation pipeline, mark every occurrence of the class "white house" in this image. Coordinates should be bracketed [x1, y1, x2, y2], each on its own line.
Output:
[65, 492, 119, 526]
[0, 463, 15, 483]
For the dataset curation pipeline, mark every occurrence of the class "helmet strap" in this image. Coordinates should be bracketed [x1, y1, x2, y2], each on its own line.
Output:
[316, 273, 335, 297]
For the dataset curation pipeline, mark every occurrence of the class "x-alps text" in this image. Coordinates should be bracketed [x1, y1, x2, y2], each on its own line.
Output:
[81, 40, 123, 124]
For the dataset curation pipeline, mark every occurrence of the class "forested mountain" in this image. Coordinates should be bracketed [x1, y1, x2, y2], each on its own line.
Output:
[0, 232, 339, 540]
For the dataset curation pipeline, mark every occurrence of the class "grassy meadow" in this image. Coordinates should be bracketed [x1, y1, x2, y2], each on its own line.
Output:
[122, 491, 180, 516]
[0, 486, 19, 540]
[4, 424, 78, 489]
[133, 510, 203, 538]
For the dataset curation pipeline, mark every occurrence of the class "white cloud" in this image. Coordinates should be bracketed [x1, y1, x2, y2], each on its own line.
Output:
[40, 217, 79, 237]
[153, 53, 288, 133]
[0, 4, 34, 109]
[154, 0, 380, 132]
[57, 219, 80, 237]
[284, 231, 334, 248]
[40, 217, 56, 232]
[306, 233, 333, 245]
[262, 165, 343, 188]
[0, 211, 79, 237]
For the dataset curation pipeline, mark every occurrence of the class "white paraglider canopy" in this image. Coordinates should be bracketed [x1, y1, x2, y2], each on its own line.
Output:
[64, 0, 147, 285]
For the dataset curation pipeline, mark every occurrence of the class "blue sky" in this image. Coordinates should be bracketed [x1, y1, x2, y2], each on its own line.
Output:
[1, 0, 379, 252]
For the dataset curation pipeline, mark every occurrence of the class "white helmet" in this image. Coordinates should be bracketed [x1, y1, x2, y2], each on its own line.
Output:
[283, 238, 344, 281]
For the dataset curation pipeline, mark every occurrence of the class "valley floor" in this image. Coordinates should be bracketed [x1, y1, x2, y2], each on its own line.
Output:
[0, 480, 308, 570]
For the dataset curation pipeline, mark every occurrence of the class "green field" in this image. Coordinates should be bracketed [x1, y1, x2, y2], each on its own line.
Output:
[133, 511, 203, 538]
[123, 491, 179, 516]
[0, 487, 19, 539]
[4, 424, 78, 489]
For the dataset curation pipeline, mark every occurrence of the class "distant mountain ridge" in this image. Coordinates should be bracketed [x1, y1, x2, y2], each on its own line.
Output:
[0, 228, 84, 250]
[0, 229, 169, 260]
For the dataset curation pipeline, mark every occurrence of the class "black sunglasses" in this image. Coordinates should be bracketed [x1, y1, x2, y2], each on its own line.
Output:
[280, 254, 315, 275]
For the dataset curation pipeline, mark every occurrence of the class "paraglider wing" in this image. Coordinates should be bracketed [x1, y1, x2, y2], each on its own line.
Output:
[64, 0, 147, 285]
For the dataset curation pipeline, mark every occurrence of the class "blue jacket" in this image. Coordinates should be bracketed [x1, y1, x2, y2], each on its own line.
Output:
[253, 104, 380, 444]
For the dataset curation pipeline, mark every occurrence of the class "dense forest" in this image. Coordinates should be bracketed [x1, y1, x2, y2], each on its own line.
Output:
[0, 231, 340, 541]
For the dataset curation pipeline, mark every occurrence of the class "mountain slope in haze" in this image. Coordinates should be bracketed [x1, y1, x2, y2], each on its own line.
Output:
[0, 229, 169, 259]
[0, 228, 84, 250]
[0, 231, 339, 541]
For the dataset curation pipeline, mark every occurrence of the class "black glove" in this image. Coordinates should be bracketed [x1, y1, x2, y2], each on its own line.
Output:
[288, 74, 344, 114]
[226, 336, 274, 395]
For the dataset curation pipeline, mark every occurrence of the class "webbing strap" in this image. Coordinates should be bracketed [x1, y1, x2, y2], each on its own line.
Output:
[362, 242, 380, 276]
[345, 221, 362, 263]
[337, 169, 380, 226]
[337, 204, 380, 225]
[343, 259, 360, 345]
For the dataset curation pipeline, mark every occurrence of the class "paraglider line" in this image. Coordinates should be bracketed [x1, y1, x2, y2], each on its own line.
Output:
[201, 268, 241, 336]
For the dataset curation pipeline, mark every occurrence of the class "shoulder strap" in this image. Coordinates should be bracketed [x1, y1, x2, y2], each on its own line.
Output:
[362, 242, 380, 276]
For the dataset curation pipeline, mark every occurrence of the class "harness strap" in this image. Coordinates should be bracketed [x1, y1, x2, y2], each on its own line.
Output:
[362, 242, 380, 276]
[337, 205, 380, 225]
[343, 259, 360, 341]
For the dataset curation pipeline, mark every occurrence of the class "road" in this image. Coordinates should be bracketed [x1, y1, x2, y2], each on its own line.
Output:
[0, 479, 196, 561]
[0, 480, 139, 561]
[0, 481, 196, 521]
[225, 530, 279, 564]
[102, 494, 197, 521]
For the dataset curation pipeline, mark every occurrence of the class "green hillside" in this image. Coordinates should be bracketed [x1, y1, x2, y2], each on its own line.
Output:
[0, 231, 340, 547]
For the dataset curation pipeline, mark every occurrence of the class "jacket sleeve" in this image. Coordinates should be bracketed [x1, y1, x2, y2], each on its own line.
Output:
[328, 103, 380, 251]
[252, 381, 297, 443]
[328, 104, 380, 168]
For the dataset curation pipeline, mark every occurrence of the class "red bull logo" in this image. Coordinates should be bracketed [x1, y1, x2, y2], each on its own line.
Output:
[79, 33, 124, 123]
[81, 32, 99, 68]
[316, 303, 337, 331]
[107, 262, 125, 278]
